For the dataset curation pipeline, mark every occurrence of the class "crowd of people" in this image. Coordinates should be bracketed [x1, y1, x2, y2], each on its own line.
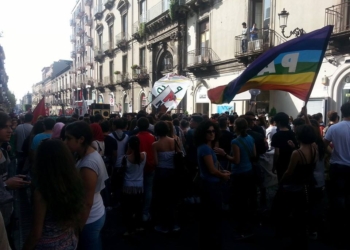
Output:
[0, 101, 349, 249]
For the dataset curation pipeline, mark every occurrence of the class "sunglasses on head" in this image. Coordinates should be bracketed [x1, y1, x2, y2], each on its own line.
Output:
[206, 129, 216, 134]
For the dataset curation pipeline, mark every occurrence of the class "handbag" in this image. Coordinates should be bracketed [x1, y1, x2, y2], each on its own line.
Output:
[236, 137, 265, 186]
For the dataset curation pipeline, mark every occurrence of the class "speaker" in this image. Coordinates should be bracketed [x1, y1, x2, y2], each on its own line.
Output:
[90, 103, 110, 110]
[101, 109, 110, 118]
[92, 109, 101, 115]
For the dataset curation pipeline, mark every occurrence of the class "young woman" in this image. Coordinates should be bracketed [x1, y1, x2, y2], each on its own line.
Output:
[122, 136, 146, 236]
[215, 117, 257, 239]
[23, 139, 84, 249]
[195, 121, 230, 250]
[64, 121, 108, 250]
[279, 124, 318, 248]
[152, 121, 180, 233]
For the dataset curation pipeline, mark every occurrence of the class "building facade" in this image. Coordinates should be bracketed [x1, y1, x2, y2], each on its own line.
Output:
[31, 60, 72, 115]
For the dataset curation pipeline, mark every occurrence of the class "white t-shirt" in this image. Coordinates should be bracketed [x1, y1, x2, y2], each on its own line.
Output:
[324, 121, 350, 166]
[265, 125, 277, 150]
[77, 151, 108, 224]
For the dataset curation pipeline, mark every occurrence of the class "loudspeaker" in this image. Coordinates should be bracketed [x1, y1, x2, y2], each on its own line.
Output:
[90, 103, 110, 110]
[101, 109, 110, 118]
[92, 109, 101, 115]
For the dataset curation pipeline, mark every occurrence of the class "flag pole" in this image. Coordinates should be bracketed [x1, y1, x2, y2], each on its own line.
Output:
[303, 26, 333, 107]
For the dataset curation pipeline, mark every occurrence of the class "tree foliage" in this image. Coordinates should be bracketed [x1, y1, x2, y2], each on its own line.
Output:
[6, 90, 16, 108]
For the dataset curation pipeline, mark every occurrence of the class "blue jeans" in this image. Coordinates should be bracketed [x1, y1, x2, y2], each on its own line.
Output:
[78, 213, 106, 250]
[143, 170, 155, 217]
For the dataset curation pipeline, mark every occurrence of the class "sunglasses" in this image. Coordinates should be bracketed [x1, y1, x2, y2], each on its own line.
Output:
[206, 130, 216, 134]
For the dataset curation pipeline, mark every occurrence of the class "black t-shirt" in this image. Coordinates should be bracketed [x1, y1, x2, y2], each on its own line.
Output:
[104, 134, 118, 158]
[271, 130, 297, 179]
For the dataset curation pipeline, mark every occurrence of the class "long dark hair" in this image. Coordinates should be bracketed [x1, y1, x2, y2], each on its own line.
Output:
[128, 136, 141, 164]
[194, 120, 219, 147]
[35, 139, 84, 228]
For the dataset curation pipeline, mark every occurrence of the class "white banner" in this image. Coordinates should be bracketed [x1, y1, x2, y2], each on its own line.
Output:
[152, 74, 190, 103]
[151, 86, 176, 109]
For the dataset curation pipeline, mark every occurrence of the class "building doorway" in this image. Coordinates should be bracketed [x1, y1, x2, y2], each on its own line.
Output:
[195, 85, 210, 115]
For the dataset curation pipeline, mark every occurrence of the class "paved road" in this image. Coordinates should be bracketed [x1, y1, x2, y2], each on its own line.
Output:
[14, 188, 339, 250]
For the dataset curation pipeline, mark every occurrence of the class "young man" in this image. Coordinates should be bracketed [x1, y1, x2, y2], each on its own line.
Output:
[0, 112, 30, 247]
[241, 22, 248, 53]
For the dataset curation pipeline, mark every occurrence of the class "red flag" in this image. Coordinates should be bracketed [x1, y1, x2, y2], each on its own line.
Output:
[32, 97, 46, 124]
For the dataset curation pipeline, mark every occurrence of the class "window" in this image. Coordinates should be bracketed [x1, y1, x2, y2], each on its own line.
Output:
[122, 14, 128, 35]
[251, 0, 263, 30]
[99, 65, 103, 83]
[140, 48, 146, 67]
[122, 55, 128, 74]
[109, 24, 114, 46]
[199, 19, 209, 58]
[98, 34, 102, 49]
[109, 61, 114, 82]
[162, 51, 173, 71]
[140, 0, 146, 21]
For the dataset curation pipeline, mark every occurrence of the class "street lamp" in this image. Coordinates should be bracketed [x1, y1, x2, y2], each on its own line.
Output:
[278, 8, 305, 38]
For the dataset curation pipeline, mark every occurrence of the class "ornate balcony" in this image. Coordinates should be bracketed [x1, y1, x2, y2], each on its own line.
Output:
[76, 45, 85, 54]
[116, 73, 131, 90]
[132, 66, 149, 85]
[94, 47, 105, 62]
[186, 47, 220, 70]
[76, 8, 85, 19]
[85, 16, 92, 26]
[70, 18, 76, 26]
[132, 18, 146, 42]
[85, 56, 94, 68]
[85, 37, 93, 47]
[70, 35, 76, 43]
[325, 2, 350, 55]
[103, 75, 117, 91]
[77, 26, 85, 36]
[70, 51, 76, 58]
[103, 0, 115, 9]
[103, 41, 115, 57]
[234, 29, 286, 65]
[85, 0, 92, 6]
[93, 4, 104, 20]
[115, 32, 129, 51]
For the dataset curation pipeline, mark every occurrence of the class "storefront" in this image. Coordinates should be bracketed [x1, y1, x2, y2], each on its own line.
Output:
[195, 85, 210, 114]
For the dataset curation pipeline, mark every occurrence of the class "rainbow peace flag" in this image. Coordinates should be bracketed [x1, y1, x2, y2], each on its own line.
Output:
[208, 25, 333, 104]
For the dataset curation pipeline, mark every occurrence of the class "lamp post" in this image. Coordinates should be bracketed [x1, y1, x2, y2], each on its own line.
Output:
[249, 89, 261, 112]
[278, 8, 305, 38]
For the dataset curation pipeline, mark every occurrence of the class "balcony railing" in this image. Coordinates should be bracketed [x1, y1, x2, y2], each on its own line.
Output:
[70, 51, 76, 59]
[325, 2, 350, 34]
[70, 18, 76, 26]
[116, 73, 129, 83]
[85, 37, 93, 46]
[85, 56, 94, 67]
[234, 28, 286, 57]
[133, 16, 147, 37]
[93, 4, 103, 18]
[76, 45, 85, 54]
[115, 32, 129, 48]
[103, 41, 114, 51]
[132, 66, 149, 80]
[103, 0, 115, 9]
[85, 16, 92, 26]
[85, 0, 92, 6]
[187, 48, 220, 67]
[70, 35, 76, 43]
[77, 26, 85, 36]
[147, 0, 170, 22]
[76, 8, 85, 19]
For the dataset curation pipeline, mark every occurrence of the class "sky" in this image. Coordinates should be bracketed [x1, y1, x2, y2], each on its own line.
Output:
[0, 0, 76, 103]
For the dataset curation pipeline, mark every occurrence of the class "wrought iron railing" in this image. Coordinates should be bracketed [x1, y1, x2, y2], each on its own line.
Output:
[187, 48, 220, 67]
[103, 41, 114, 51]
[325, 2, 350, 34]
[115, 32, 129, 45]
[132, 66, 149, 79]
[94, 47, 104, 57]
[234, 28, 287, 57]
[147, 0, 169, 22]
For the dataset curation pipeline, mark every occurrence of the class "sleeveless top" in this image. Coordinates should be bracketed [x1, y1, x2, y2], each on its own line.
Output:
[283, 147, 317, 191]
[35, 212, 77, 250]
[157, 151, 175, 169]
[123, 153, 146, 194]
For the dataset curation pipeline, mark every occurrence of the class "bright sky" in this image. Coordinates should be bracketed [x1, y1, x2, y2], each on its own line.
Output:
[0, 0, 76, 103]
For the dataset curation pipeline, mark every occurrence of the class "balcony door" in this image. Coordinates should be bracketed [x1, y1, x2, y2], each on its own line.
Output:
[122, 14, 128, 37]
[199, 20, 209, 60]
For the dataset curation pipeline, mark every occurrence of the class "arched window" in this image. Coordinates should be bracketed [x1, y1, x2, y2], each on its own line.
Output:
[140, 92, 146, 110]
[162, 51, 173, 71]
[98, 94, 103, 103]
